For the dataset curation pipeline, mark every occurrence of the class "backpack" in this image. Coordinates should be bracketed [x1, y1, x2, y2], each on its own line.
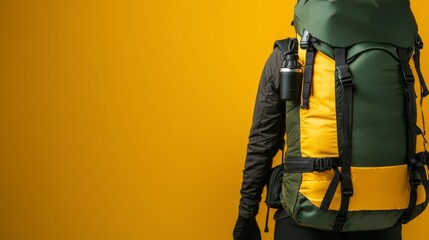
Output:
[276, 0, 429, 232]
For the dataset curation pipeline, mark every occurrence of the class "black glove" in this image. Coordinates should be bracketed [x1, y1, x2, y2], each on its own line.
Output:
[233, 215, 261, 240]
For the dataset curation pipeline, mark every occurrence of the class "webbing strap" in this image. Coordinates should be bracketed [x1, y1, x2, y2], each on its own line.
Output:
[397, 48, 421, 224]
[301, 45, 316, 109]
[414, 35, 429, 98]
[415, 152, 429, 207]
[401, 157, 428, 224]
[414, 35, 428, 151]
[320, 167, 340, 211]
[333, 48, 354, 232]
[283, 157, 339, 173]
[416, 153, 429, 190]
[398, 48, 418, 161]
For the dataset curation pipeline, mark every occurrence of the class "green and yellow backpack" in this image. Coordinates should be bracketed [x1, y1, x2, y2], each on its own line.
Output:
[277, 0, 429, 232]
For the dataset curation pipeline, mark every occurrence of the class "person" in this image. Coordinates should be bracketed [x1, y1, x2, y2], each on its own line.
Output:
[232, 46, 403, 240]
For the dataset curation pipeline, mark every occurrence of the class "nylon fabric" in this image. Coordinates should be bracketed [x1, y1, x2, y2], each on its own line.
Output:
[350, 49, 407, 166]
[274, 217, 402, 240]
[299, 165, 426, 211]
[299, 50, 338, 158]
[281, 173, 302, 217]
[285, 101, 301, 157]
[294, 0, 417, 48]
[293, 193, 404, 231]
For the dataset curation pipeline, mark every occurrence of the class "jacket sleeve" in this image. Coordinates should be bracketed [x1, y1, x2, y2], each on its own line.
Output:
[238, 48, 286, 218]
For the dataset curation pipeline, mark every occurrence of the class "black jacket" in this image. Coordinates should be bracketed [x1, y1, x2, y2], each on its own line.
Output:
[238, 48, 286, 218]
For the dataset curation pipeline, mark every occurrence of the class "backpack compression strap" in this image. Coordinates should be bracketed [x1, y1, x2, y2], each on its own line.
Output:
[333, 48, 354, 232]
[276, 37, 349, 221]
[414, 35, 429, 98]
[283, 157, 339, 172]
[300, 31, 316, 109]
[414, 35, 429, 148]
[300, 48, 354, 231]
[397, 48, 429, 224]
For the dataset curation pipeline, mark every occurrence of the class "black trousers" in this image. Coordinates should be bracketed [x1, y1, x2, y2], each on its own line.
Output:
[274, 217, 402, 240]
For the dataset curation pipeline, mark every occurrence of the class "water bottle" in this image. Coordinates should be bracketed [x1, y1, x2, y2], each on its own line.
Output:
[279, 54, 303, 101]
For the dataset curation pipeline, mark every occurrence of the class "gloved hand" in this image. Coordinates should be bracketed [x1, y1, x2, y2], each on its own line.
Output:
[233, 215, 262, 240]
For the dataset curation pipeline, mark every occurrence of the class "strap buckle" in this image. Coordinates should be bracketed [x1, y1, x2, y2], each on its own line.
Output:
[341, 173, 354, 197]
[342, 188, 354, 197]
[411, 170, 422, 186]
[314, 158, 335, 172]
[300, 30, 311, 50]
[336, 65, 353, 87]
[409, 158, 423, 186]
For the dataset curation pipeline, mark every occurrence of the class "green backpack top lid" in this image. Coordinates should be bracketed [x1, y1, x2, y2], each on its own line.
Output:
[294, 0, 418, 48]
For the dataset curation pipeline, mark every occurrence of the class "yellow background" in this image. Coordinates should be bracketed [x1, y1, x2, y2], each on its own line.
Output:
[0, 1, 428, 239]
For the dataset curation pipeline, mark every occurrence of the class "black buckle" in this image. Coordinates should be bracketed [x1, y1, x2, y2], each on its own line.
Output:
[336, 65, 353, 87]
[314, 158, 335, 172]
[411, 170, 422, 186]
[300, 30, 311, 50]
[409, 158, 423, 186]
[341, 173, 354, 197]
[342, 186, 354, 197]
